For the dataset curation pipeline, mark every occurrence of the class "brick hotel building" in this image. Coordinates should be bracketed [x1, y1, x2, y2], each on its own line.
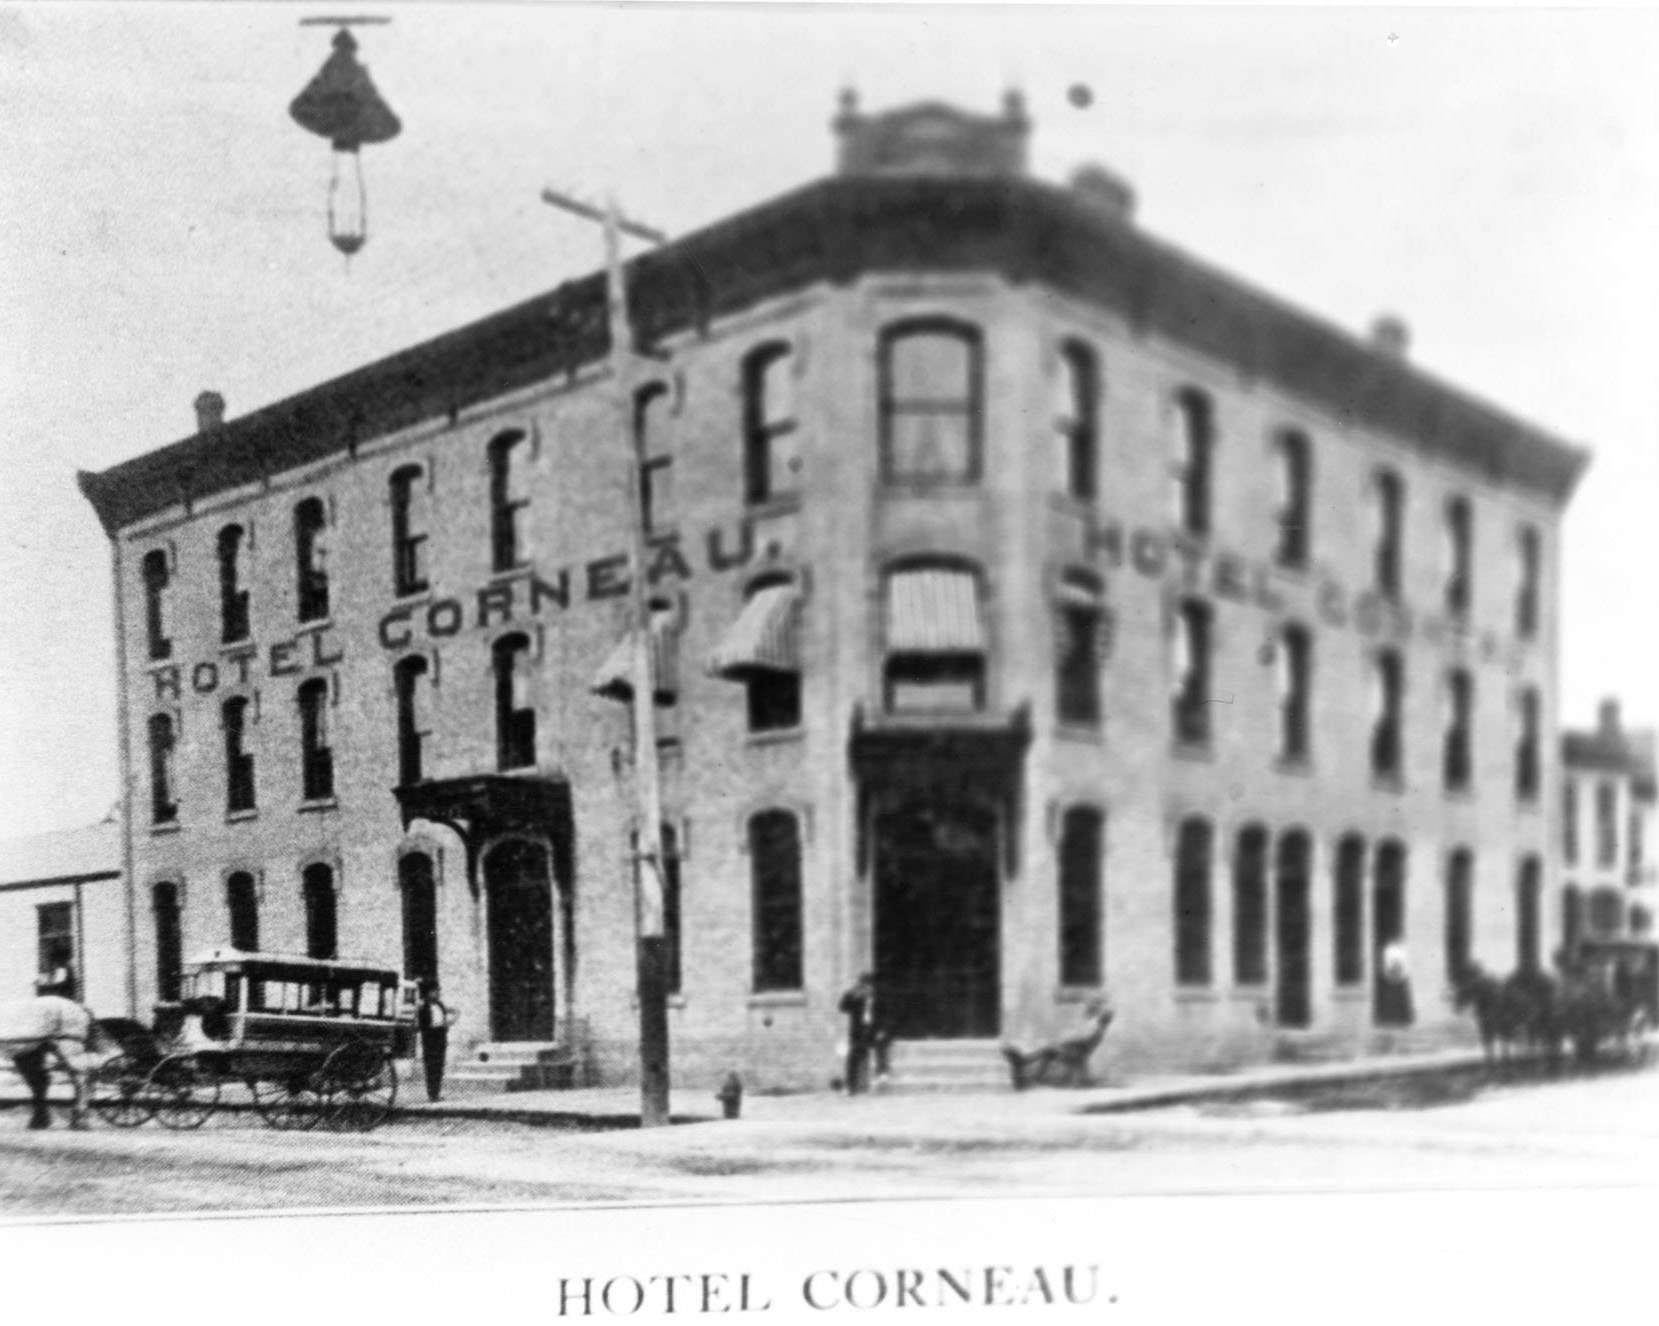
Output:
[80, 95, 1589, 1086]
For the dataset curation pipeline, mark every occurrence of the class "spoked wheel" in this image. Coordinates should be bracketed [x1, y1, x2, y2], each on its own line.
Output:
[146, 1053, 221, 1131]
[249, 1071, 328, 1131]
[320, 1041, 397, 1132]
[88, 1054, 157, 1129]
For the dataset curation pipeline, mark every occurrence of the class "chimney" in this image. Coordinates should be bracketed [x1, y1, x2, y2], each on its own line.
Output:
[1600, 697, 1622, 740]
[1069, 163, 1136, 224]
[194, 391, 226, 434]
[1370, 315, 1409, 359]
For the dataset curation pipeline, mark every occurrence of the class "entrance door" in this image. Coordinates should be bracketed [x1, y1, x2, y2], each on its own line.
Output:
[1275, 833, 1312, 1028]
[873, 799, 1000, 1039]
[485, 839, 555, 1041]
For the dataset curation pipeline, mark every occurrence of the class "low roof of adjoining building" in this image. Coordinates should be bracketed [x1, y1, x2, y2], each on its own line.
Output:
[80, 165, 1591, 536]
[0, 817, 121, 890]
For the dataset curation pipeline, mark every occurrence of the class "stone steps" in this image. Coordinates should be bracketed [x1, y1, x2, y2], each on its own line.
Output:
[881, 1039, 1008, 1091]
[448, 1042, 578, 1092]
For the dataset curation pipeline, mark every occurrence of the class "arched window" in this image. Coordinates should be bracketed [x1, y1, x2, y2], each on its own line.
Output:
[1373, 469, 1405, 599]
[750, 810, 803, 992]
[1516, 524, 1541, 640]
[489, 431, 531, 572]
[878, 320, 983, 484]
[635, 383, 674, 535]
[1171, 598, 1212, 747]
[1596, 780, 1619, 866]
[1276, 623, 1312, 764]
[142, 549, 172, 661]
[389, 465, 428, 596]
[1444, 848, 1474, 982]
[1561, 883, 1585, 958]
[1054, 340, 1099, 502]
[1443, 496, 1472, 619]
[1232, 824, 1270, 986]
[295, 497, 330, 623]
[1514, 687, 1541, 803]
[1055, 570, 1105, 728]
[1563, 780, 1580, 864]
[1170, 388, 1213, 537]
[399, 852, 438, 986]
[1443, 669, 1474, 793]
[218, 524, 250, 644]
[1370, 649, 1405, 781]
[152, 882, 183, 1003]
[1275, 830, 1314, 1027]
[882, 560, 986, 714]
[1173, 817, 1213, 986]
[226, 871, 259, 952]
[743, 344, 798, 505]
[1273, 429, 1312, 568]
[1515, 855, 1542, 972]
[223, 696, 255, 814]
[1373, 839, 1410, 1026]
[298, 678, 334, 801]
[394, 655, 431, 786]
[1334, 833, 1367, 987]
[148, 713, 178, 825]
[1058, 806, 1104, 987]
[303, 863, 337, 960]
[493, 634, 536, 771]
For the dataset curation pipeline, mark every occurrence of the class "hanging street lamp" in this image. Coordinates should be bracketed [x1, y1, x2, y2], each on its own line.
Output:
[289, 18, 402, 257]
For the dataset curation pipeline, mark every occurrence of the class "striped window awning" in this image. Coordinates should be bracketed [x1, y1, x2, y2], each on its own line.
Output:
[707, 583, 801, 678]
[591, 617, 679, 704]
[885, 567, 983, 652]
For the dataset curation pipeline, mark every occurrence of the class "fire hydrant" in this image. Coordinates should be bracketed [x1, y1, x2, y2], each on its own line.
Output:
[715, 1072, 743, 1120]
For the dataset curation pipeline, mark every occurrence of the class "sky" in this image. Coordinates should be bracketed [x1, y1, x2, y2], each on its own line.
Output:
[1, 2, 1656, 840]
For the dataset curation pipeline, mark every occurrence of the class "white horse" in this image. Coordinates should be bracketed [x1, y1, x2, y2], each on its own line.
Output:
[0, 994, 104, 1130]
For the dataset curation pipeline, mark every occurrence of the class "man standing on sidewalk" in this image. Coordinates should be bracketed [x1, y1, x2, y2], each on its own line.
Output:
[417, 980, 456, 1102]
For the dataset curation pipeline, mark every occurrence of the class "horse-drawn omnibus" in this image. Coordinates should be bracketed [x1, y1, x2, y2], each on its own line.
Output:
[92, 949, 417, 1131]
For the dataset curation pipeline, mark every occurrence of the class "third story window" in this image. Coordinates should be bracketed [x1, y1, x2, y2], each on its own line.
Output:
[1170, 388, 1213, 537]
[879, 321, 982, 485]
[142, 548, 172, 661]
[743, 344, 799, 505]
[218, 524, 250, 644]
[1054, 340, 1099, 502]
[294, 497, 330, 622]
[390, 465, 429, 597]
[489, 431, 531, 572]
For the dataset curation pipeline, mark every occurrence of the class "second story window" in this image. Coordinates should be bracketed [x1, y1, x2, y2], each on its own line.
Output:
[1054, 340, 1099, 502]
[1443, 496, 1472, 620]
[882, 561, 985, 714]
[879, 321, 982, 485]
[298, 678, 334, 802]
[226, 871, 259, 952]
[1563, 779, 1580, 865]
[493, 633, 536, 771]
[393, 655, 431, 786]
[1276, 623, 1312, 764]
[1170, 388, 1213, 537]
[1372, 469, 1404, 599]
[1170, 598, 1212, 748]
[1597, 779, 1619, 868]
[302, 863, 337, 961]
[1055, 570, 1105, 728]
[489, 431, 531, 572]
[1370, 649, 1404, 782]
[142, 549, 172, 661]
[1273, 429, 1312, 568]
[389, 465, 429, 597]
[1516, 524, 1541, 640]
[223, 696, 255, 814]
[148, 713, 178, 825]
[217, 525, 250, 644]
[743, 344, 799, 505]
[1514, 687, 1541, 803]
[1443, 669, 1473, 793]
[294, 497, 330, 623]
[1632, 805, 1647, 879]
[636, 383, 675, 535]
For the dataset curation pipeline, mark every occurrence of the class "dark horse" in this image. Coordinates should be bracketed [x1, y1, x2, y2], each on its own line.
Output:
[1, 994, 104, 1129]
[1453, 965, 1563, 1069]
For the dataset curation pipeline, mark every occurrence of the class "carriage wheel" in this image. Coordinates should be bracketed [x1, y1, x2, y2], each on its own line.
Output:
[88, 1054, 156, 1129]
[248, 1071, 328, 1131]
[320, 1041, 397, 1132]
[146, 1053, 221, 1131]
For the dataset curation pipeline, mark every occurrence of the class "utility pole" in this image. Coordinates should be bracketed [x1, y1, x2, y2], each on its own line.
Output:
[541, 186, 673, 1128]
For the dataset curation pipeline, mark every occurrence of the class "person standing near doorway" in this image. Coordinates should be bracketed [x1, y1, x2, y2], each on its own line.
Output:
[838, 973, 891, 1094]
[1381, 937, 1414, 1026]
[416, 979, 456, 1102]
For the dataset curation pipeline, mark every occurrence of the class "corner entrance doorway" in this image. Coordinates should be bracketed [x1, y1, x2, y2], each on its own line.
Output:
[1274, 832, 1312, 1028]
[873, 798, 1000, 1039]
[485, 838, 555, 1041]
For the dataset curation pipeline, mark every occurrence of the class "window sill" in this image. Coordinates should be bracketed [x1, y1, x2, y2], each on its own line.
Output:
[489, 564, 534, 585]
[1054, 986, 1106, 1005]
[1056, 721, 1104, 744]
[631, 993, 688, 1011]
[1332, 987, 1368, 1002]
[225, 808, 258, 825]
[298, 797, 339, 814]
[1173, 987, 1219, 1004]
[745, 493, 803, 520]
[294, 617, 333, 637]
[1045, 492, 1096, 519]
[146, 655, 176, 671]
[149, 820, 182, 837]
[1171, 741, 1214, 763]
[394, 588, 433, 609]
[219, 638, 254, 655]
[879, 478, 982, 497]
[1229, 984, 1270, 999]
[746, 726, 803, 747]
[1515, 795, 1541, 813]
[1370, 774, 1405, 795]
[1270, 558, 1311, 580]
[747, 990, 807, 1009]
[1274, 757, 1313, 777]
[1443, 785, 1475, 802]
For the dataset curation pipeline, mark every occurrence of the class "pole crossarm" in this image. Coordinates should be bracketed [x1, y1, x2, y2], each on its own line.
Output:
[541, 187, 670, 246]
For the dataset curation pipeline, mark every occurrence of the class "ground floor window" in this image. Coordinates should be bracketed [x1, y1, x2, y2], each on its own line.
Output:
[1058, 807, 1103, 987]
[227, 872, 259, 952]
[1444, 849, 1474, 982]
[750, 810, 803, 992]
[1334, 834, 1366, 986]
[36, 902, 74, 978]
[1173, 817, 1213, 986]
[400, 852, 438, 986]
[303, 863, 337, 960]
[1232, 824, 1269, 986]
[153, 882, 183, 1002]
[1516, 856, 1542, 971]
